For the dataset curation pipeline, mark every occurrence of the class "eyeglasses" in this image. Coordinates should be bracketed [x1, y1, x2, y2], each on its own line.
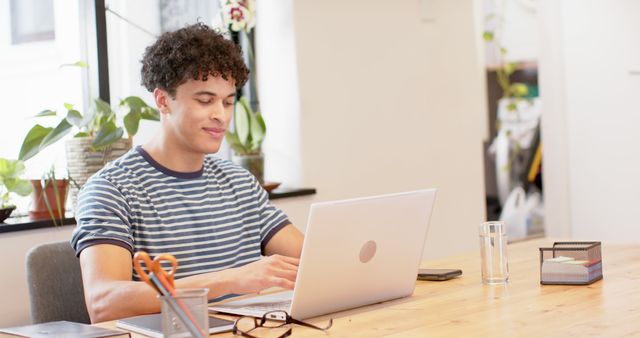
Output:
[232, 310, 333, 338]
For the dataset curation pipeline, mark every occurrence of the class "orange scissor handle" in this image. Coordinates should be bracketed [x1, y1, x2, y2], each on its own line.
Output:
[133, 251, 179, 288]
[133, 251, 155, 287]
[153, 254, 178, 286]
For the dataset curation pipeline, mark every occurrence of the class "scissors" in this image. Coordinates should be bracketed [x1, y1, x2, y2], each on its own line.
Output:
[133, 251, 206, 338]
[133, 251, 178, 290]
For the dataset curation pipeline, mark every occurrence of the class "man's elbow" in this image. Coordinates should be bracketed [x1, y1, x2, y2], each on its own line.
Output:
[85, 293, 113, 323]
[84, 287, 123, 323]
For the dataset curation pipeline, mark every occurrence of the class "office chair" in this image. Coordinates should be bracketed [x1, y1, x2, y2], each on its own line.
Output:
[26, 241, 91, 324]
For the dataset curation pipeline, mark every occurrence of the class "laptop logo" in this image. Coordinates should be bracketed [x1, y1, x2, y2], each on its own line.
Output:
[359, 240, 377, 263]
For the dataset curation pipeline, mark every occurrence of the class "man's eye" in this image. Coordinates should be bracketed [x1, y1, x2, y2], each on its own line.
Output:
[224, 101, 235, 107]
[196, 99, 212, 104]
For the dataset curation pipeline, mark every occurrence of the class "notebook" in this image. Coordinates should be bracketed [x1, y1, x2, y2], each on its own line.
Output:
[0, 321, 128, 338]
[209, 189, 437, 320]
[116, 313, 233, 337]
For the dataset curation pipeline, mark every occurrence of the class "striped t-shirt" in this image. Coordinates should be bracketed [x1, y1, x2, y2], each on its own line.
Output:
[70, 146, 290, 280]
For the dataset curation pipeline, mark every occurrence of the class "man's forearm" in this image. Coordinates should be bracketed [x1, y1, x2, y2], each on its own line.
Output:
[175, 269, 235, 299]
[88, 270, 234, 323]
[86, 280, 161, 323]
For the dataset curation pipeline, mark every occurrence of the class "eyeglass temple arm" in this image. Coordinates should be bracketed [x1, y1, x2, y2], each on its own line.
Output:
[288, 317, 334, 331]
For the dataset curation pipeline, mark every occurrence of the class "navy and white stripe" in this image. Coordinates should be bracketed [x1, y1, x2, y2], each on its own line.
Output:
[71, 146, 289, 280]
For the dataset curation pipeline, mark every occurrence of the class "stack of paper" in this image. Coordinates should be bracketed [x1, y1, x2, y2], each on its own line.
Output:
[541, 256, 602, 284]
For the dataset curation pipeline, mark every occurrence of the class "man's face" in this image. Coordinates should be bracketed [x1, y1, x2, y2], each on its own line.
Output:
[160, 75, 236, 155]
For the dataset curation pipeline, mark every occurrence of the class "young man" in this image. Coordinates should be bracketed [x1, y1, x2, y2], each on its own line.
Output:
[71, 23, 304, 323]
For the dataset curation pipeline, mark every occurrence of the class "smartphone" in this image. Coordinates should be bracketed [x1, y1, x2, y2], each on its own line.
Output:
[417, 268, 462, 281]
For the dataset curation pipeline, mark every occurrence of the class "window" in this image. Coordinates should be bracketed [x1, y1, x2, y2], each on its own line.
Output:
[0, 1, 89, 212]
[103, 0, 302, 184]
[104, 0, 229, 157]
[10, 0, 55, 44]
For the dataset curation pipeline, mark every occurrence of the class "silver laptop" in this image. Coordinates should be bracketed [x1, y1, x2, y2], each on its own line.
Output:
[209, 189, 437, 320]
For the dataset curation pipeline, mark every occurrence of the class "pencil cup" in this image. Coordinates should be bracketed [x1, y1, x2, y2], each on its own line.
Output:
[160, 288, 209, 338]
[479, 221, 509, 284]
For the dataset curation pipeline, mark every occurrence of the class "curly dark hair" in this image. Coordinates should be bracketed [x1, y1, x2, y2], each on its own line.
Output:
[140, 22, 249, 97]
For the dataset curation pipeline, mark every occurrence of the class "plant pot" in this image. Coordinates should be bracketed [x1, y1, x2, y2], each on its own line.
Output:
[66, 137, 132, 210]
[231, 153, 265, 184]
[0, 206, 16, 223]
[29, 179, 68, 221]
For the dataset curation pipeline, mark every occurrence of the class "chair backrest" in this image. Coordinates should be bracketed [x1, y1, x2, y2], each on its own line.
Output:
[26, 241, 91, 324]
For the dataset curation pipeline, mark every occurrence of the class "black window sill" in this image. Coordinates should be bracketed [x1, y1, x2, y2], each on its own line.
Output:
[269, 187, 316, 200]
[0, 187, 316, 234]
[0, 214, 76, 233]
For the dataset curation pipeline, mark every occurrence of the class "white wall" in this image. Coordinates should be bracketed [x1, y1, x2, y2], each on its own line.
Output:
[256, 0, 303, 186]
[483, 0, 539, 66]
[540, 0, 640, 240]
[0, 226, 75, 327]
[287, 0, 488, 259]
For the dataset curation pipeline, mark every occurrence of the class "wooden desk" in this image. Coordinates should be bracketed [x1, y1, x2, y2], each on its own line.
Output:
[101, 239, 640, 337]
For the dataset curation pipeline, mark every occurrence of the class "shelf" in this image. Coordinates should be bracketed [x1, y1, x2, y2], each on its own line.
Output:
[0, 214, 75, 234]
[269, 187, 316, 200]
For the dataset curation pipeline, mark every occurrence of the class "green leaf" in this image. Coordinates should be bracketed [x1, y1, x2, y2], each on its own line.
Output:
[123, 110, 141, 137]
[120, 96, 145, 112]
[81, 105, 96, 130]
[94, 98, 113, 117]
[3, 158, 25, 176]
[255, 111, 266, 134]
[40, 119, 72, 149]
[59, 60, 88, 69]
[93, 98, 115, 135]
[225, 132, 248, 155]
[66, 109, 84, 127]
[121, 96, 158, 134]
[92, 122, 123, 149]
[74, 132, 90, 138]
[140, 107, 160, 121]
[97, 110, 115, 129]
[234, 98, 251, 147]
[64, 103, 74, 110]
[120, 96, 159, 121]
[19, 125, 52, 161]
[35, 109, 56, 117]
[503, 62, 516, 76]
[0, 157, 31, 205]
[511, 83, 529, 98]
[249, 111, 266, 152]
[0, 158, 12, 177]
[11, 179, 32, 196]
[483, 31, 494, 42]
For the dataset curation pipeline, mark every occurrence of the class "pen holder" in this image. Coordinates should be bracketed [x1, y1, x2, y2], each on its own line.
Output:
[160, 288, 209, 338]
[539, 241, 603, 285]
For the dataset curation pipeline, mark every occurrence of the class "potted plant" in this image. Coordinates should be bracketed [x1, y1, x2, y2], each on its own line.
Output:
[29, 166, 70, 224]
[221, 1, 273, 186]
[0, 158, 33, 222]
[483, 15, 541, 212]
[18, 94, 159, 208]
[225, 96, 267, 184]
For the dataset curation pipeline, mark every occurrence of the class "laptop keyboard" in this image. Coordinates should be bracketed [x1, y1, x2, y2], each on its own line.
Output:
[243, 300, 292, 312]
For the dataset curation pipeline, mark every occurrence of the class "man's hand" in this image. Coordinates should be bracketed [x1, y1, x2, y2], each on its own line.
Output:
[227, 255, 300, 294]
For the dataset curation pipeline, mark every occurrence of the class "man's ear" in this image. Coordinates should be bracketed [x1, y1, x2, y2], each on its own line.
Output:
[153, 88, 171, 115]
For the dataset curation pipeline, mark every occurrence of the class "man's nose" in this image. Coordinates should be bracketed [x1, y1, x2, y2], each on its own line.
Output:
[209, 101, 224, 120]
